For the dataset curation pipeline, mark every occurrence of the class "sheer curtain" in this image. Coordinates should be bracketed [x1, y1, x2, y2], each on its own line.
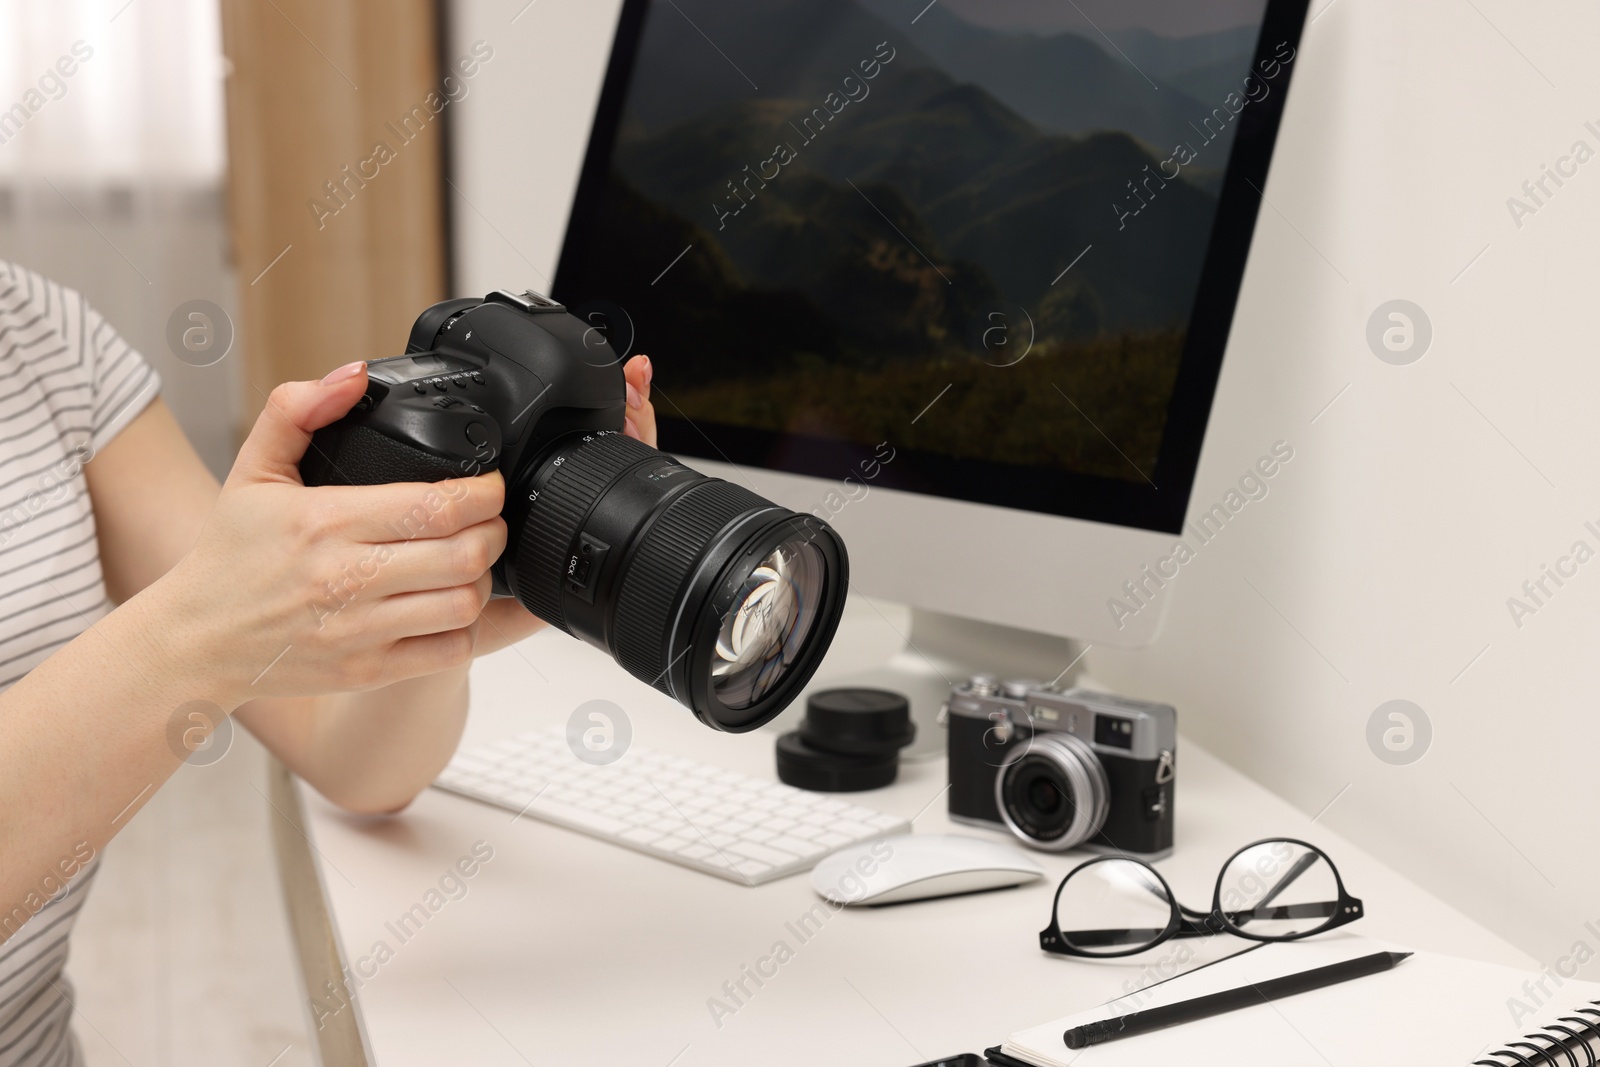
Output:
[0, 0, 225, 182]
[0, 0, 239, 475]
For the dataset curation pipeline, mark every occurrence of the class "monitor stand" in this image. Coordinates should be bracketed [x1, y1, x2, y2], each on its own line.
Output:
[790, 605, 1086, 761]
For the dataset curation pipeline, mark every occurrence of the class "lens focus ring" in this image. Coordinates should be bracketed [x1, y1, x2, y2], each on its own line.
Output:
[514, 432, 660, 634]
[612, 480, 770, 696]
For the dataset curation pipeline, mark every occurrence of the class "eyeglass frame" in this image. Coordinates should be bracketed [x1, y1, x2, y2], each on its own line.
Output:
[1038, 836, 1365, 959]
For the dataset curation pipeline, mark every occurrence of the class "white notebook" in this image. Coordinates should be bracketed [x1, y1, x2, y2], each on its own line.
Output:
[1002, 935, 1600, 1066]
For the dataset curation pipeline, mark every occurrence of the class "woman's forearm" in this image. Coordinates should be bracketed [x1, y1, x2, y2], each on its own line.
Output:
[0, 584, 234, 938]
[236, 666, 471, 815]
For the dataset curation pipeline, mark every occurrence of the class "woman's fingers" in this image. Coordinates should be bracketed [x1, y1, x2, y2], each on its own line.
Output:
[624, 353, 651, 401]
[362, 571, 494, 640]
[306, 472, 506, 543]
[623, 354, 657, 445]
[375, 624, 482, 686]
[231, 370, 371, 486]
[360, 517, 508, 595]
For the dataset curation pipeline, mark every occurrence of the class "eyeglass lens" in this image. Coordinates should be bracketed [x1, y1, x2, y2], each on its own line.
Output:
[1216, 839, 1340, 939]
[1054, 858, 1175, 956]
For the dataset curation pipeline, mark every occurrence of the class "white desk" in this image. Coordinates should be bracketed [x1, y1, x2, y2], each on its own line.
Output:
[284, 611, 1532, 1067]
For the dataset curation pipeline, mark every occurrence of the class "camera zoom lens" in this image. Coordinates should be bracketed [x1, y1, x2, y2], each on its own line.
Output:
[713, 539, 826, 711]
[996, 734, 1110, 851]
[501, 430, 848, 732]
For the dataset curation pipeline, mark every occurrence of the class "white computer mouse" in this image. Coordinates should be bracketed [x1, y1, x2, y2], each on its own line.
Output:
[810, 833, 1044, 906]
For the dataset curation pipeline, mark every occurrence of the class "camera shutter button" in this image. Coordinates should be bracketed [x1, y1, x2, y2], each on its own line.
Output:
[465, 422, 491, 449]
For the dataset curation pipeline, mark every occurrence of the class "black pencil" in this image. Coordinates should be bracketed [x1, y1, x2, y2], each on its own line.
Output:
[1063, 950, 1412, 1050]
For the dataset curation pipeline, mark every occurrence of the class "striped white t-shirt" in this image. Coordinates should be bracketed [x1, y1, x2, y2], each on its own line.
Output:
[0, 262, 161, 1067]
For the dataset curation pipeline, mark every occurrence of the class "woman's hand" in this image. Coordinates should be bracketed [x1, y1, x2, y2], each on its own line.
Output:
[142, 362, 509, 708]
[472, 353, 658, 655]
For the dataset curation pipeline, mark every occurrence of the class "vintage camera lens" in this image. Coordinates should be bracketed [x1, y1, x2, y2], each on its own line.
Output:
[995, 734, 1110, 851]
[501, 430, 848, 731]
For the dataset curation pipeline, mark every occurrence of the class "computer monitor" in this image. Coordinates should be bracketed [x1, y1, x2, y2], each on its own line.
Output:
[449, 0, 1310, 748]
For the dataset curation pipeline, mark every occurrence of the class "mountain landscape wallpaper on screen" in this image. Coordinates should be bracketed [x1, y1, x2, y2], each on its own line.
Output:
[559, 0, 1273, 482]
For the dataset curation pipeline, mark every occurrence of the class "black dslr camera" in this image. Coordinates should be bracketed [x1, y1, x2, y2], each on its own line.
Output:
[300, 289, 849, 732]
[945, 678, 1176, 858]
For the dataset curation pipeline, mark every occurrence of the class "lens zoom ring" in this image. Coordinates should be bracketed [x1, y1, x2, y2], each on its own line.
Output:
[612, 480, 769, 694]
[515, 433, 659, 634]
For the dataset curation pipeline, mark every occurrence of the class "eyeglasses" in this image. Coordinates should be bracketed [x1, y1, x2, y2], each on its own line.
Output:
[1039, 837, 1364, 959]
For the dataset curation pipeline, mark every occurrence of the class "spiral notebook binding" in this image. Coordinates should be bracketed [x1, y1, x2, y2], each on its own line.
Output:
[1474, 1003, 1600, 1067]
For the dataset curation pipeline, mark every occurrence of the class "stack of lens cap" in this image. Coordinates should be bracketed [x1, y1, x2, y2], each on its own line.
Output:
[777, 688, 916, 792]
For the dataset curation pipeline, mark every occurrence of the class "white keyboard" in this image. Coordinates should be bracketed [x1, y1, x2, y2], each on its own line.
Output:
[433, 730, 910, 885]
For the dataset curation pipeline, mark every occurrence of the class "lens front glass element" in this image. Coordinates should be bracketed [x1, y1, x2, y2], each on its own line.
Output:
[711, 538, 825, 711]
[1003, 756, 1079, 842]
[1055, 859, 1175, 956]
[1216, 840, 1340, 940]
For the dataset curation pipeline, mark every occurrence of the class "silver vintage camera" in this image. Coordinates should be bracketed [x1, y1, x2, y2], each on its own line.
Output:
[945, 678, 1176, 858]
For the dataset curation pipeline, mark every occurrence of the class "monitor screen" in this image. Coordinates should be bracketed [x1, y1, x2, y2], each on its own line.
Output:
[554, 0, 1309, 533]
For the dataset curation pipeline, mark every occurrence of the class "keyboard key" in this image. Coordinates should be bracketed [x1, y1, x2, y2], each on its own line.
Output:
[532, 799, 628, 836]
[729, 840, 801, 866]
[767, 836, 826, 859]
[643, 825, 688, 844]
[732, 860, 771, 879]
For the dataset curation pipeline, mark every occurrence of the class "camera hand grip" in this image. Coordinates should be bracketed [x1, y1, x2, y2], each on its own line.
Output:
[301, 422, 498, 486]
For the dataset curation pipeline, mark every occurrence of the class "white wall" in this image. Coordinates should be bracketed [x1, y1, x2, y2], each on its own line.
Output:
[1091, 0, 1600, 975]
[446, 0, 627, 294]
[446, 0, 1600, 971]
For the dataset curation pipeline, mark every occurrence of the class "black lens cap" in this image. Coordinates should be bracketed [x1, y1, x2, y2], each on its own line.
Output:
[776, 731, 899, 792]
[799, 687, 915, 757]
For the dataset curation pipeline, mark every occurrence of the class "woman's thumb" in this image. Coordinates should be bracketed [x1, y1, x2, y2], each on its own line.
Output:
[227, 362, 368, 486]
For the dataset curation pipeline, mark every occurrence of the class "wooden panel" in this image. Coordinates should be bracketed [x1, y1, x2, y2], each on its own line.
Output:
[219, 0, 446, 434]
